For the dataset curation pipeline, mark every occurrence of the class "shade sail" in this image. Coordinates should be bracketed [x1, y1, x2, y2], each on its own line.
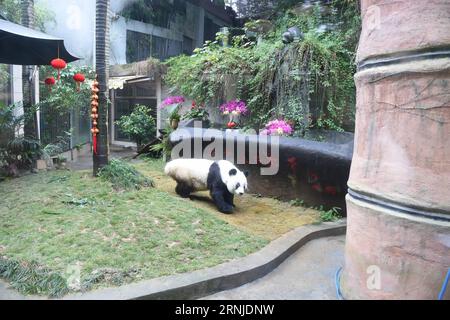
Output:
[0, 19, 79, 65]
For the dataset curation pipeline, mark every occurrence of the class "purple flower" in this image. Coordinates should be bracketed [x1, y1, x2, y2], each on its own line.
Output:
[219, 100, 248, 115]
[261, 119, 293, 136]
[162, 96, 185, 108]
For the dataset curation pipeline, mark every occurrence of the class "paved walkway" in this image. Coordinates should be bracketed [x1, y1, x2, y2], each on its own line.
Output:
[203, 236, 345, 300]
[0, 280, 42, 300]
[68, 145, 136, 171]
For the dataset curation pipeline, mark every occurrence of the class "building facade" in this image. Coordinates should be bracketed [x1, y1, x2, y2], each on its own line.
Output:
[34, 0, 235, 146]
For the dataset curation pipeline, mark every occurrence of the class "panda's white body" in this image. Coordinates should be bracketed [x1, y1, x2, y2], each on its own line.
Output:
[164, 159, 248, 214]
[164, 159, 213, 191]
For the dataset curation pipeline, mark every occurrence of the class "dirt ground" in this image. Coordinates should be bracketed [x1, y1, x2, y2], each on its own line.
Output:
[134, 160, 320, 241]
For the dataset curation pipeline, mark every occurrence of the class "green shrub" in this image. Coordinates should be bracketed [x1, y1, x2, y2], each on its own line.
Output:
[98, 159, 155, 190]
[115, 105, 156, 148]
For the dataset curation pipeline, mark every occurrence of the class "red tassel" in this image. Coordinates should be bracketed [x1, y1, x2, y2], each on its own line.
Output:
[93, 134, 98, 155]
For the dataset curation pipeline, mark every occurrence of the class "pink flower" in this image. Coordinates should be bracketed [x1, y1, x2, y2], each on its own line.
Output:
[162, 96, 185, 108]
[219, 100, 248, 115]
[261, 119, 293, 136]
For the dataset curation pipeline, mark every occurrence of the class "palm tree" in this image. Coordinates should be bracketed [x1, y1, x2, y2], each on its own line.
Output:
[20, 0, 39, 139]
[93, 0, 110, 175]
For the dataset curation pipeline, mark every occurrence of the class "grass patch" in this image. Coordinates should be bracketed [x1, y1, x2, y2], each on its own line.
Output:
[98, 159, 154, 190]
[0, 257, 69, 297]
[0, 164, 267, 297]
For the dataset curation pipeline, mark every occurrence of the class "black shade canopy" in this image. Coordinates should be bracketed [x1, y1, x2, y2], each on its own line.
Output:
[0, 19, 79, 65]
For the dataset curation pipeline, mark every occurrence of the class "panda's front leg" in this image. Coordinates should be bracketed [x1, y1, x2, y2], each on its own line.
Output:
[211, 190, 234, 214]
[224, 192, 235, 208]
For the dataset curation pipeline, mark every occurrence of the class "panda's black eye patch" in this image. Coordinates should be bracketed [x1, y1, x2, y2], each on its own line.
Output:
[236, 183, 240, 189]
[229, 169, 237, 176]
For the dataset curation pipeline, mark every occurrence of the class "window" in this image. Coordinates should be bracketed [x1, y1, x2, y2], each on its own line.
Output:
[204, 17, 222, 42]
[183, 36, 194, 55]
[126, 30, 183, 63]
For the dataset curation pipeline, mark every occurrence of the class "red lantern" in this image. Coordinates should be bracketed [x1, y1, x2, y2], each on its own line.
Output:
[73, 73, 85, 92]
[44, 76, 56, 91]
[50, 58, 67, 81]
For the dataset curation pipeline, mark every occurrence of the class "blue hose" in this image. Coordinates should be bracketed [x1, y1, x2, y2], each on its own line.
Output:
[438, 268, 450, 300]
[335, 267, 345, 300]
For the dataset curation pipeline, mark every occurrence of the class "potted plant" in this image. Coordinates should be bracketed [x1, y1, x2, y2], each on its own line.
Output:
[169, 107, 182, 130]
[219, 100, 249, 131]
[182, 101, 210, 127]
[161, 96, 185, 130]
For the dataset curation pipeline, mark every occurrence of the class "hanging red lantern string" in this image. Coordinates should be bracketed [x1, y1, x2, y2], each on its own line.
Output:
[91, 79, 100, 155]
[44, 76, 56, 92]
[73, 73, 85, 92]
[50, 58, 67, 81]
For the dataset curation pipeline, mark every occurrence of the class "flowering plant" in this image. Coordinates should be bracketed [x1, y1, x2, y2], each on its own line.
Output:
[260, 119, 294, 136]
[161, 96, 185, 129]
[219, 100, 248, 116]
[161, 96, 185, 108]
[219, 100, 248, 129]
[182, 101, 209, 121]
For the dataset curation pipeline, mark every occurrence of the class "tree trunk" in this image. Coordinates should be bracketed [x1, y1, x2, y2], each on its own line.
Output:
[21, 0, 38, 140]
[93, 0, 110, 176]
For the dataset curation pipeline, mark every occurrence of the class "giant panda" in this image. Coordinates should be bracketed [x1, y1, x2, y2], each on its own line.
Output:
[164, 159, 248, 214]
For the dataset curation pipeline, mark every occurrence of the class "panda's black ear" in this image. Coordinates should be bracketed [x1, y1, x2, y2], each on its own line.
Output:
[229, 169, 237, 176]
[244, 171, 249, 177]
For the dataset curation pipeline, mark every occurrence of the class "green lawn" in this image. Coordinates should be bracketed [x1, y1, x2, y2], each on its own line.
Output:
[0, 166, 267, 297]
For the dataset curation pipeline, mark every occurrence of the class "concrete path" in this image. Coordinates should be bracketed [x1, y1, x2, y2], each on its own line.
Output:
[0, 280, 44, 300]
[203, 236, 345, 300]
[68, 145, 136, 171]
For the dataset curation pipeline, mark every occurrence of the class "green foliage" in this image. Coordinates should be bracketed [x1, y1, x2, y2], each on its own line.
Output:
[120, 0, 155, 23]
[39, 65, 95, 114]
[0, 103, 44, 175]
[42, 131, 71, 158]
[0, 102, 24, 134]
[149, 127, 174, 158]
[119, 0, 184, 28]
[115, 105, 156, 146]
[0, 0, 56, 31]
[37, 65, 95, 149]
[182, 104, 210, 121]
[318, 206, 342, 222]
[290, 198, 305, 207]
[0, 137, 42, 175]
[168, 105, 182, 122]
[165, 2, 360, 134]
[0, 257, 69, 298]
[98, 159, 155, 190]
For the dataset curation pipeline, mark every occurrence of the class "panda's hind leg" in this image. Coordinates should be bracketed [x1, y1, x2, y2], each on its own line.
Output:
[175, 182, 194, 198]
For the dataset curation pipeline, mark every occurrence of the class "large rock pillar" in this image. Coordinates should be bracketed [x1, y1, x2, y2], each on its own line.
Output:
[341, 0, 450, 299]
